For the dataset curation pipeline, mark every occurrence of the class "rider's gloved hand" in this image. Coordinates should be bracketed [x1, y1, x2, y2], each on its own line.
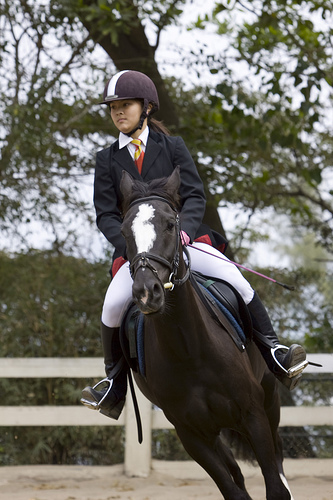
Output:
[180, 231, 190, 246]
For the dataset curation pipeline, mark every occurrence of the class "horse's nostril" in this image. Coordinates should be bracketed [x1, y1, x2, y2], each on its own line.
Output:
[153, 283, 162, 297]
[133, 279, 165, 314]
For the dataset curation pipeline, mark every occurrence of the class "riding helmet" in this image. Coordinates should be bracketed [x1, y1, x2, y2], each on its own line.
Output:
[100, 70, 159, 114]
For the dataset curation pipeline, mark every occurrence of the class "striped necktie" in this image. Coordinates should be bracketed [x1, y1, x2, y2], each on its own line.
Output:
[131, 139, 144, 174]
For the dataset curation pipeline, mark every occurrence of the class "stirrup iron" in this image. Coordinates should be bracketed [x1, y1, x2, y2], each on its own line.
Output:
[80, 377, 113, 410]
[271, 344, 308, 378]
[287, 360, 308, 377]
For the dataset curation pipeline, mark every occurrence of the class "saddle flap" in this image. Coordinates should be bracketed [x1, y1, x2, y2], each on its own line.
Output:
[119, 303, 146, 377]
[191, 271, 253, 350]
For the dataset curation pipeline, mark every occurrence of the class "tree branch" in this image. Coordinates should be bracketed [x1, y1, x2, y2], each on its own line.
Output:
[76, 0, 179, 128]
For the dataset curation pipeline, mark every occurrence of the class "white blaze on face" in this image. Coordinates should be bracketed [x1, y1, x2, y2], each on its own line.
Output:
[132, 204, 156, 253]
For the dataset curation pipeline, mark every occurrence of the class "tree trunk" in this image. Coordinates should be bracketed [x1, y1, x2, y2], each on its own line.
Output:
[77, 0, 230, 248]
[77, 1, 179, 128]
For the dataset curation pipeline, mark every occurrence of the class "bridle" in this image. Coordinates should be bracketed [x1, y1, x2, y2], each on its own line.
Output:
[127, 195, 190, 290]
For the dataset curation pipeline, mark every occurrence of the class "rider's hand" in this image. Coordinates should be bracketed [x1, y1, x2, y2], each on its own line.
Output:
[180, 231, 190, 246]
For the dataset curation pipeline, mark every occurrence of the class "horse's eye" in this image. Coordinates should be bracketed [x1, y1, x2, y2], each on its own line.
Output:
[167, 221, 175, 231]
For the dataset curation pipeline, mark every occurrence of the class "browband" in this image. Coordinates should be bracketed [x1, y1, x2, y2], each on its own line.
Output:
[128, 195, 177, 212]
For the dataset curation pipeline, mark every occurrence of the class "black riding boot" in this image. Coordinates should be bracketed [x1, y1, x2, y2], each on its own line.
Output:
[81, 324, 127, 419]
[247, 293, 308, 390]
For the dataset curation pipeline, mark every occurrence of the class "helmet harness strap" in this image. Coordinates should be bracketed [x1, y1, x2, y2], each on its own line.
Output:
[125, 98, 149, 137]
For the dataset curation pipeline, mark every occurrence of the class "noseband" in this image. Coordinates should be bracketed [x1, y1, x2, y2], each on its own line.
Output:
[127, 196, 190, 290]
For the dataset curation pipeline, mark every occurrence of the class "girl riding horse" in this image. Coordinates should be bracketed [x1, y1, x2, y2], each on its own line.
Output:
[81, 70, 307, 419]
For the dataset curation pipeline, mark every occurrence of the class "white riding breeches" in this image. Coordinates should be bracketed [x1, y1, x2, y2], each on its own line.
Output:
[101, 242, 255, 328]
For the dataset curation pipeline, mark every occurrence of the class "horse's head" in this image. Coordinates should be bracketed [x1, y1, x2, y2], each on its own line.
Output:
[120, 167, 186, 314]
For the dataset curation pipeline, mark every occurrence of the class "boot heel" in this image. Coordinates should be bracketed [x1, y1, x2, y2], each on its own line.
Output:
[277, 372, 302, 391]
[99, 398, 125, 420]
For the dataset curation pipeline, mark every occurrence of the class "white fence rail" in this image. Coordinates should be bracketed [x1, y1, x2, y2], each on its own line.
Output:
[0, 355, 332, 477]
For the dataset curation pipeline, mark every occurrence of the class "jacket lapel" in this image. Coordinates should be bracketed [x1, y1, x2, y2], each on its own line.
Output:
[112, 132, 163, 180]
[113, 146, 142, 180]
[141, 135, 163, 178]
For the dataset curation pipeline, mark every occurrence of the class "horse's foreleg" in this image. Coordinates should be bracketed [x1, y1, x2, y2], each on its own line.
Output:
[176, 425, 253, 500]
[242, 408, 291, 500]
[215, 437, 247, 491]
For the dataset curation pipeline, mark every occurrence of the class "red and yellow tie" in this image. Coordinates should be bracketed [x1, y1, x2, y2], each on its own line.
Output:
[131, 139, 144, 174]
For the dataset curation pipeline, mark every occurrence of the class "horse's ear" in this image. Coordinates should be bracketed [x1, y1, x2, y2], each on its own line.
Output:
[165, 166, 181, 198]
[120, 170, 134, 200]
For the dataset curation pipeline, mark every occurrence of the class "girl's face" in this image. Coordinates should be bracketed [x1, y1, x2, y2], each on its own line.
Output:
[110, 99, 145, 137]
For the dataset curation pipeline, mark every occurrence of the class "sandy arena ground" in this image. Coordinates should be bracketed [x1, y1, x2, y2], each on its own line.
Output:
[0, 460, 332, 500]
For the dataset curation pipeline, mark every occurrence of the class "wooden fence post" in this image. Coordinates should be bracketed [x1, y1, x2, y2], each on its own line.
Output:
[124, 383, 152, 477]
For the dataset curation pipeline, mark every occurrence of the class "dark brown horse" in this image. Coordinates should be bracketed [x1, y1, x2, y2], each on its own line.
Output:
[120, 168, 293, 500]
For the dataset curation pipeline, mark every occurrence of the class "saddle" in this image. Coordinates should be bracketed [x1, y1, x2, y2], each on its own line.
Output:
[119, 271, 253, 379]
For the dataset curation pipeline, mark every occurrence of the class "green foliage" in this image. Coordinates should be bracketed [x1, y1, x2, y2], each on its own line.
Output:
[1, 0, 332, 253]
[152, 429, 190, 460]
[73, 0, 139, 42]
[184, 0, 333, 251]
[0, 0, 113, 235]
[171, 77, 332, 254]
[242, 264, 333, 351]
[139, 0, 186, 31]
[0, 249, 109, 357]
[0, 250, 125, 465]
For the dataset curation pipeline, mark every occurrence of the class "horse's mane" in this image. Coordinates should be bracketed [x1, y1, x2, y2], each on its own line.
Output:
[122, 176, 181, 214]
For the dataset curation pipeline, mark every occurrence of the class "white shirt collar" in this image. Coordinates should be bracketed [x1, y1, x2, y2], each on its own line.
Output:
[119, 126, 149, 149]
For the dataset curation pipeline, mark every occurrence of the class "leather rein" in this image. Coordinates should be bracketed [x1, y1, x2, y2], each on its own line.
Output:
[127, 195, 190, 290]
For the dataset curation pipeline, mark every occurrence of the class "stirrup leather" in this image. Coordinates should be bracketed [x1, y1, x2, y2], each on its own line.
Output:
[80, 377, 113, 410]
[271, 344, 308, 378]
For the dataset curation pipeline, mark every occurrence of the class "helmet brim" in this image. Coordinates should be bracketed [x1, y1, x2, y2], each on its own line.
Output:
[98, 95, 135, 105]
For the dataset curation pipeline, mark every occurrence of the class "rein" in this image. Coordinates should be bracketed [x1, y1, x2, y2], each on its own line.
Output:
[127, 196, 190, 290]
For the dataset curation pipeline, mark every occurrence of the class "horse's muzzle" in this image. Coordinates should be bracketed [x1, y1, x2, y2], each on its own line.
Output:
[132, 279, 165, 315]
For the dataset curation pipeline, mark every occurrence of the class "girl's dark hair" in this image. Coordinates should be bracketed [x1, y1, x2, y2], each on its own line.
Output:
[108, 98, 171, 135]
[148, 116, 171, 136]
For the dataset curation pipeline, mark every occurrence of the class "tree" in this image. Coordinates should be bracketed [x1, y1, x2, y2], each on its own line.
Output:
[1, 0, 332, 256]
[0, 0, 184, 246]
[70, 0, 182, 127]
[64, 0, 333, 252]
[0, 0, 111, 253]
[186, 0, 333, 251]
